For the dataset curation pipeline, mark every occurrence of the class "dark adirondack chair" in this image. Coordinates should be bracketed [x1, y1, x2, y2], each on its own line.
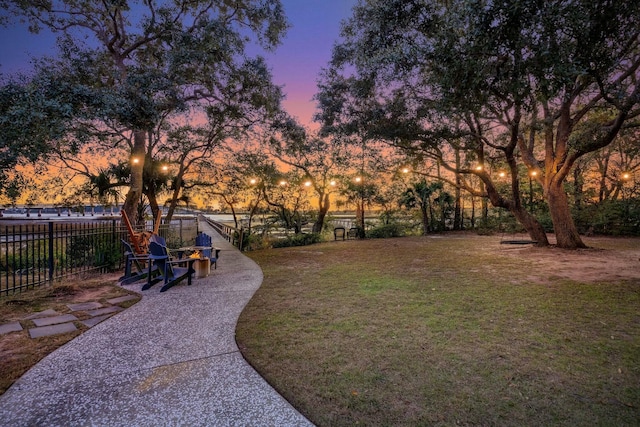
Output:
[119, 240, 153, 285]
[142, 241, 195, 292]
[150, 234, 167, 246]
[195, 232, 220, 269]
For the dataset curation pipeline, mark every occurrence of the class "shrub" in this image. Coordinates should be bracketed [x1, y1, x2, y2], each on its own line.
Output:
[271, 233, 322, 248]
[245, 233, 272, 251]
[366, 223, 406, 239]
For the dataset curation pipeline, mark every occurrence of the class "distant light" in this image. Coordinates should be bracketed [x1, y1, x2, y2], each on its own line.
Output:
[475, 165, 483, 171]
[401, 167, 410, 174]
[498, 171, 506, 178]
[279, 180, 287, 186]
[355, 176, 362, 183]
[330, 180, 337, 186]
[304, 181, 312, 187]
[622, 172, 631, 181]
[161, 165, 169, 172]
[531, 170, 538, 177]
[132, 157, 140, 164]
[250, 178, 257, 185]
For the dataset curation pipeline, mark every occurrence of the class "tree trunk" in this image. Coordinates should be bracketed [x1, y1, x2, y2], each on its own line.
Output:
[356, 199, 365, 238]
[482, 169, 549, 246]
[511, 205, 549, 246]
[313, 193, 330, 233]
[122, 130, 146, 225]
[146, 190, 160, 226]
[420, 203, 429, 235]
[453, 150, 463, 230]
[470, 196, 476, 229]
[547, 181, 587, 249]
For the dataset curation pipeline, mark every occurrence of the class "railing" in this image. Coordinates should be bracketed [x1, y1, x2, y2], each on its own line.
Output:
[201, 216, 245, 250]
[0, 217, 198, 296]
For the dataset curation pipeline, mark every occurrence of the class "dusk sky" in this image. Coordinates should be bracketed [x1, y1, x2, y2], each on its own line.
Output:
[0, 0, 358, 127]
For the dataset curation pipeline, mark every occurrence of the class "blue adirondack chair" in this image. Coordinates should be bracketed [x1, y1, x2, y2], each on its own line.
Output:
[142, 241, 195, 292]
[150, 234, 166, 246]
[119, 240, 154, 285]
[195, 232, 220, 269]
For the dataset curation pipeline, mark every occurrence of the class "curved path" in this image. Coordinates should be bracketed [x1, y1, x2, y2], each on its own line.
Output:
[0, 222, 313, 426]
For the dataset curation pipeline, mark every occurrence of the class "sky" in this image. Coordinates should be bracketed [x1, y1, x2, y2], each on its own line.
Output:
[0, 0, 358, 127]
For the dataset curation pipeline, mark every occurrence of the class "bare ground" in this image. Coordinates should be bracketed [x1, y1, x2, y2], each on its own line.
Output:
[493, 235, 640, 284]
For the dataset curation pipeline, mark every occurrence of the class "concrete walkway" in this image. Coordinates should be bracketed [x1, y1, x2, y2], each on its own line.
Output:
[0, 222, 313, 427]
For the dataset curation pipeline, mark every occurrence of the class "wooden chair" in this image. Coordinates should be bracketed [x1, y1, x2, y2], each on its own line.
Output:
[118, 240, 154, 285]
[195, 232, 220, 270]
[121, 209, 162, 255]
[142, 241, 195, 292]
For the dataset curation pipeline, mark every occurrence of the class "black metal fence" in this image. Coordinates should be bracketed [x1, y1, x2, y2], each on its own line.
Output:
[0, 217, 198, 296]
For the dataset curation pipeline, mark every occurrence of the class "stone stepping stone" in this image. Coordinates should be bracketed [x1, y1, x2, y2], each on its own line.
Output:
[0, 322, 23, 335]
[29, 323, 77, 338]
[81, 314, 114, 328]
[24, 309, 59, 320]
[106, 295, 138, 304]
[32, 314, 78, 327]
[85, 306, 122, 317]
[67, 302, 103, 312]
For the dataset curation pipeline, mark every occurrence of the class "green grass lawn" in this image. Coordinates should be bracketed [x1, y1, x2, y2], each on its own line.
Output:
[237, 234, 640, 427]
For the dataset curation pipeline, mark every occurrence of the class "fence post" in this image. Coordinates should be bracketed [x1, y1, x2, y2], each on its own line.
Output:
[48, 222, 54, 281]
[112, 219, 118, 266]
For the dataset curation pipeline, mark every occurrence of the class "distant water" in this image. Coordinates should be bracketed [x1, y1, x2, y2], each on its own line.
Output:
[0, 206, 120, 220]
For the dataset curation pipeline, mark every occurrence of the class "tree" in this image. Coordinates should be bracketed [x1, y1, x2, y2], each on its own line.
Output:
[318, 0, 640, 248]
[1, 0, 288, 223]
[267, 115, 349, 233]
[206, 149, 272, 232]
[399, 179, 444, 235]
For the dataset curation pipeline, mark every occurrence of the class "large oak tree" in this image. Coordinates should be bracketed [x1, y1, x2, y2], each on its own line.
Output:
[1, 0, 288, 223]
[317, 0, 640, 248]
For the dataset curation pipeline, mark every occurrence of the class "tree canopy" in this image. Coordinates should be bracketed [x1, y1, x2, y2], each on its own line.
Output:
[0, 0, 289, 222]
[317, 0, 640, 248]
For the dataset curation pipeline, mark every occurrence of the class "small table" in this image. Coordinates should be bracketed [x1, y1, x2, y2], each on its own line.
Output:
[177, 246, 214, 278]
[193, 257, 211, 278]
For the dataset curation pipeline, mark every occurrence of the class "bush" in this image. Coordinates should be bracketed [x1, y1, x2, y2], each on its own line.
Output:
[271, 233, 322, 248]
[366, 223, 406, 239]
[245, 233, 272, 251]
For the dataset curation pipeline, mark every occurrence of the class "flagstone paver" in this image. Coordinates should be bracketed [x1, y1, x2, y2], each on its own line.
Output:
[24, 309, 59, 320]
[85, 306, 122, 317]
[31, 314, 78, 327]
[29, 323, 77, 338]
[81, 314, 114, 328]
[106, 295, 138, 304]
[67, 302, 103, 312]
[0, 322, 23, 335]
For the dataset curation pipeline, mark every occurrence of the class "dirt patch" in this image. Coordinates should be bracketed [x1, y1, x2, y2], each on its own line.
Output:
[496, 236, 640, 284]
